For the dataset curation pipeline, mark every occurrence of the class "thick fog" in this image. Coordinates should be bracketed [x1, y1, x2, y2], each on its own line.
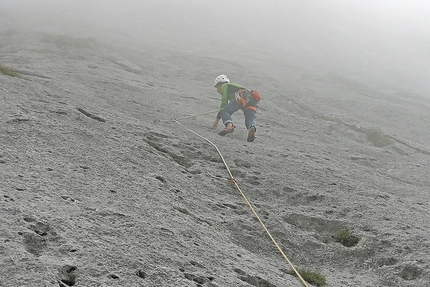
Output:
[1, 0, 429, 95]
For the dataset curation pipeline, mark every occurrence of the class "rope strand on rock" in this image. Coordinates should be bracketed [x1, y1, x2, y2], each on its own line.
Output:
[170, 118, 309, 287]
[163, 109, 222, 122]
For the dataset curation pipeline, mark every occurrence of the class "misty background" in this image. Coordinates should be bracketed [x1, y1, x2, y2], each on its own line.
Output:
[1, 0, 429, 96]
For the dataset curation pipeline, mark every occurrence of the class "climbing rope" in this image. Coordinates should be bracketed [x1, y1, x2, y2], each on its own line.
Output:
[170, 118, 309, 287]
[164, 109, 222, 122]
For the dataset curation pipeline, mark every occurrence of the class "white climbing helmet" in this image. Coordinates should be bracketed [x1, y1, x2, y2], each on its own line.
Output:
[214, 74, 230, 87]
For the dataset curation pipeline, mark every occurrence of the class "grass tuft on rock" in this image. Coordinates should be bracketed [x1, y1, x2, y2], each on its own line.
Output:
[334, 228, 360, 247]
[0, 64, 22, 78]
[286, 268, 326, 286]
[360, 127, 391, 147]
[316, 114, 392, 147]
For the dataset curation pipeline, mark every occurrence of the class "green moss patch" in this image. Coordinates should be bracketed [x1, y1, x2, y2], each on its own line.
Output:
[0, 64, 22, 78]
[334, 228, 360, 247]
[286, 268, 327, 286]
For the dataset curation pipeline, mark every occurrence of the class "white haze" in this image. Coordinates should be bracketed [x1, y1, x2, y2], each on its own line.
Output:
[1, 0, 429, 95]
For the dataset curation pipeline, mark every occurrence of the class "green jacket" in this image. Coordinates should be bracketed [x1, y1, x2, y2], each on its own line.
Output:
[219, 83, 246, 109]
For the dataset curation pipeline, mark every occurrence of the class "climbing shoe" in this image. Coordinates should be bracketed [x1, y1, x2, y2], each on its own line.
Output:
[247, 126, 256, 142]
[218, 125, 235, 136]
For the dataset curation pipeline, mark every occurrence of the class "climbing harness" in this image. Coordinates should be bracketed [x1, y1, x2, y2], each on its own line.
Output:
[169, 117, 309, 287]
[235, 89, 259, 112]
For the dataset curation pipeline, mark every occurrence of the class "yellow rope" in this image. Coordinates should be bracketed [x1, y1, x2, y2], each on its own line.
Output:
[163, 109, 222, 122]
[170, 118, 309, 287]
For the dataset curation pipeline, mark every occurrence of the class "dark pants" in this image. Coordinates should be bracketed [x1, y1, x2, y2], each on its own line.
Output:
[220, 100, 256, 129]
